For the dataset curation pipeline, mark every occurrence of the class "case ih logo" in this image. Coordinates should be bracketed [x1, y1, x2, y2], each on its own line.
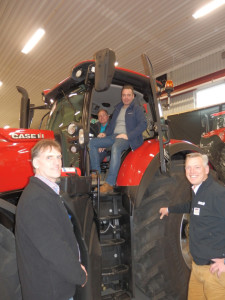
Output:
[11, 133, 45, 139]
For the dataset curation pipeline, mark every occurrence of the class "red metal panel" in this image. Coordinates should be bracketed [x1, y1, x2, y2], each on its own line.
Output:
[203, 129, 225, 142]
[116, 139, 181, 186]
[0, 128, 54, 192]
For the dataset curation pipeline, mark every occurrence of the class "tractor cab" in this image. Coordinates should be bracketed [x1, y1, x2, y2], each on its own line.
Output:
[43, 52, 156, 177]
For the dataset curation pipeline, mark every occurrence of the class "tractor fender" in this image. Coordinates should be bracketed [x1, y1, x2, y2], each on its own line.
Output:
[135, 141, 201, 208]
[117, 139, 200, 188]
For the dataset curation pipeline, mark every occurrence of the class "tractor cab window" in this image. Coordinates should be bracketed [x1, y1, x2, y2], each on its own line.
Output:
[46, 86, 85, 131]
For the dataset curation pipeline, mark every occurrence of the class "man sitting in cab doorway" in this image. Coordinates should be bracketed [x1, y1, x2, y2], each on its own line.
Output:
[91, 109, 110, 137]
[89, 85, 147, 194]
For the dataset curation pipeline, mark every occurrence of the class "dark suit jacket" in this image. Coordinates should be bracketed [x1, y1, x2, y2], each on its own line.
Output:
[15, 177, 86, 300]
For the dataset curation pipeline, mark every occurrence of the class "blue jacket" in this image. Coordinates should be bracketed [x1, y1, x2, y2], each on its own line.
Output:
[105, 100, 147, 150]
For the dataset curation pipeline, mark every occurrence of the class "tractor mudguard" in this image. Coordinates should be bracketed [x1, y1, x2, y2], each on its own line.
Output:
[117, 139, 201, 187]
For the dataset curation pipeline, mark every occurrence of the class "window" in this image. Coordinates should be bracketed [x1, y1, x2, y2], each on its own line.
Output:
[195, 82, 225, 108]
[46, 85, 85, 131]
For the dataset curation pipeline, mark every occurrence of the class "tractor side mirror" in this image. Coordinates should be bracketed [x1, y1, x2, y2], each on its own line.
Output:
[94, 48, 116, 92]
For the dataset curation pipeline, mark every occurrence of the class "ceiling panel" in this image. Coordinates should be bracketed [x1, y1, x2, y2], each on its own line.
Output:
[0, 0, 225, 128]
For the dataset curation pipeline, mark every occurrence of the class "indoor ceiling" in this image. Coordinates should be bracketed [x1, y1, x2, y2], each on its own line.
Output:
[1, 0, 225, 128]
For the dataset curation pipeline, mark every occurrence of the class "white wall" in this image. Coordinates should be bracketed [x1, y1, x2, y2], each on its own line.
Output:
[162, 92, 194, 119]
[162, 50, 225, 118]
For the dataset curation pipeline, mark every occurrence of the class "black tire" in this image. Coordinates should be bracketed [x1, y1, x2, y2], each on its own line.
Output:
[133, 159, 192, 300]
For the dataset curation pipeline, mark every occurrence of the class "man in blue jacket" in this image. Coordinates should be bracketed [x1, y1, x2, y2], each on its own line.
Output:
[89, 85, 147, 194]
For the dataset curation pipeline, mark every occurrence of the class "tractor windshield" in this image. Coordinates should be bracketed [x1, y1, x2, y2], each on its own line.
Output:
[46, 85, 85, 131]
[45, 85, 86, 170]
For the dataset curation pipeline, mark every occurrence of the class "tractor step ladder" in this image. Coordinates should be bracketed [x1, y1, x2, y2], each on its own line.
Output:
[96, 192, 131, 300]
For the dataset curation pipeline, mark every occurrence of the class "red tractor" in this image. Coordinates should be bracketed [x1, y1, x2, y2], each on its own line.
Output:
[200, 111, 225, 182]
[0, 49, 201, 299]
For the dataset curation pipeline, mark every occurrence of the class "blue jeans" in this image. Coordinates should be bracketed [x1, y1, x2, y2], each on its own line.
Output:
[89, 135, 130, 186]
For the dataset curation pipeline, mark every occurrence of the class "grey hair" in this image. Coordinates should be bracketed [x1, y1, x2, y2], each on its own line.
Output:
[185, 152, 209, 167]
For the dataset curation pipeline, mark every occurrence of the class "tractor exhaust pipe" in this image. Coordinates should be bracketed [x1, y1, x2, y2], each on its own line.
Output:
[16, 86, 30, 129]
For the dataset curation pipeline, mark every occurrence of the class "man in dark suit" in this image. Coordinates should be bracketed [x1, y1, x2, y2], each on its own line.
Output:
[15, 139, 87, 300]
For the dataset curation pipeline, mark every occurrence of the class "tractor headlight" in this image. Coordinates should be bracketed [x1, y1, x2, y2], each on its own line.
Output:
[68, 123, 77, 135]
[70, 145, 77, 153]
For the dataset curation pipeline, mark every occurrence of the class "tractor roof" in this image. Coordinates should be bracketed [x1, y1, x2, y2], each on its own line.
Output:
[43, 60, 154, 105]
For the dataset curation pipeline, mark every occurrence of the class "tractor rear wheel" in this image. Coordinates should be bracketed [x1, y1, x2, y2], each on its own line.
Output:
[133, 159, 192, 300]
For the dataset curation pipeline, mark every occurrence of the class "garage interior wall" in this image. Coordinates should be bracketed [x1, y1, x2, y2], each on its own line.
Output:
[162, 49, 225, 119]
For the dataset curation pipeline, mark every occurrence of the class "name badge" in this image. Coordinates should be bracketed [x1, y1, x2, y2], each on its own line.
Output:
[194, 207, 200, 216]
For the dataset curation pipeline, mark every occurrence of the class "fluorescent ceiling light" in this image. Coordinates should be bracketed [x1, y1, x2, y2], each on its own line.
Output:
[0, 81, 2, 87]
[193, 0, 225, 19]
[21, 28, 45, 54]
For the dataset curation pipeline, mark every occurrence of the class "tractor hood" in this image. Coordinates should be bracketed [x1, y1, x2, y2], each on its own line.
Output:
[0, 128, 54, 193]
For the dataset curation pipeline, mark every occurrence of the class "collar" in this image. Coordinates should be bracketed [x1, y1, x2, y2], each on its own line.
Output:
[35, 174, 60, 195]
[192, 175, 212, 195]
[192, 183, 202, 194]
